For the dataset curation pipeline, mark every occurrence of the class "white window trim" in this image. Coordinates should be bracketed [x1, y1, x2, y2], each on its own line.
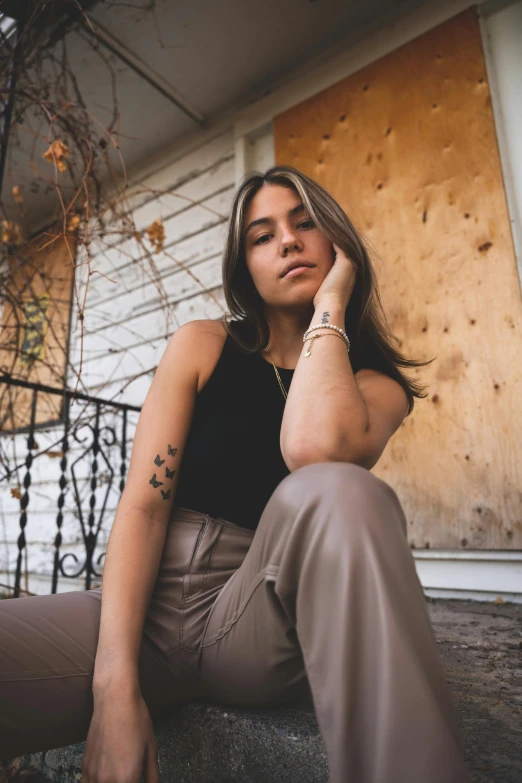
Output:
[479, 0, 522, 292]
[413, 549, 522, 603]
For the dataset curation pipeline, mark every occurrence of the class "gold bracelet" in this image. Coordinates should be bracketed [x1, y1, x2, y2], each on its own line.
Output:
[303, 331, 347, 358]
[303, 322, 350, 350]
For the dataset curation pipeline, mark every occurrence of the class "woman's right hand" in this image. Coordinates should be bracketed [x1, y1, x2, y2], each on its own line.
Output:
[82, 686, 160, 783]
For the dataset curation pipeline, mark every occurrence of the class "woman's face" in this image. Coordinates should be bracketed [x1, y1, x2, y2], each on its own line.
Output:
[243, 183, 335, 309]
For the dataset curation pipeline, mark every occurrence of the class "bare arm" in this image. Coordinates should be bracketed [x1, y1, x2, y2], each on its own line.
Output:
[279, 300, 370, 468]
[91, 322, 202, 694]
[280, 299, 408, 471]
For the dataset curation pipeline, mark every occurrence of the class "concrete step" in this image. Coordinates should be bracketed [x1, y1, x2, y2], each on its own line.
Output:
[8, 690, 328, 783]
[5, 599, 522, 782]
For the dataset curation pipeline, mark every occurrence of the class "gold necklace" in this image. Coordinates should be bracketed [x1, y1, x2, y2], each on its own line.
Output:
[264, 332, 347, 401]
[264, 346, 288, 401]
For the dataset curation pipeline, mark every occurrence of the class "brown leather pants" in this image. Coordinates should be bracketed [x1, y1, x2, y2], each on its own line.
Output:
[0, 462, 472, 782]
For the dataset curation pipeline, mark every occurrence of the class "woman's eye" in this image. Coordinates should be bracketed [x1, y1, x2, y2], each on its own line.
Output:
[253, 220, 315, 245]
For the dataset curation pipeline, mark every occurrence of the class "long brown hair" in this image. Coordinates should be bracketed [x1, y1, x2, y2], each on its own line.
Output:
[219, 165, 434, 416]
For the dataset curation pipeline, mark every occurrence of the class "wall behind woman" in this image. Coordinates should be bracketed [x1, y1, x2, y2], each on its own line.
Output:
[70, 131, 236, 405]
[3, 1, 521, 598]
[273, 7, 522, 552]
[0, 129, 236, 595]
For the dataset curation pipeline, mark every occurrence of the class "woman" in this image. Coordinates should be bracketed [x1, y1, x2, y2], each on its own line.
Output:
[0, 166, 471, 783]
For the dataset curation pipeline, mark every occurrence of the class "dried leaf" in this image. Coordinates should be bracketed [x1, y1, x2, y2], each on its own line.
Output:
[1, 219, 25, 246]
[42, 139, 69, 172]
[145, 218, 165, 254]
[10, 487, 22, 499]
[67, 213, 81, 231]
[45, 450, 64, 459]
[12, 185, 23, 204]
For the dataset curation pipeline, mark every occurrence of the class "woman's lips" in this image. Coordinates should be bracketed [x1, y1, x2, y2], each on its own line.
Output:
[283, 265, 314, 278]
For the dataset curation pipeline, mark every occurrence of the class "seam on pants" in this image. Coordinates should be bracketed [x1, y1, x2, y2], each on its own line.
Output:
[270, 581, 334, 769]
[190, 518, 209, 569]
[211, 516, 256, 534]
[200, 564, 279, 648]
[182, 523, 224, 607]
[0, 663, 93, 678]
[1, 670, 94, 684]
[180, 518, 208, 643]
[0, 651, 158, 683]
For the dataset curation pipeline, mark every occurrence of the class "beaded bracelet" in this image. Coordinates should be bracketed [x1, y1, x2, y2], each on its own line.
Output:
[303, 331, 347, 357]
[303, 322, 350, 351]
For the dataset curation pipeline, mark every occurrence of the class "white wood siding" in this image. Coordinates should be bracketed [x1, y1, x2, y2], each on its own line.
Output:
[1, 129, 235, 594]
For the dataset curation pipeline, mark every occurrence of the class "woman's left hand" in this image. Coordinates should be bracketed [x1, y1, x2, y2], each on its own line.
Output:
[313, 242, 357, 310]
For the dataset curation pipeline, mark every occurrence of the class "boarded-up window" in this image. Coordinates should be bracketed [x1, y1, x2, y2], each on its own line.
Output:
[0, 228, 77, 432]
[274, 8, 522, 550]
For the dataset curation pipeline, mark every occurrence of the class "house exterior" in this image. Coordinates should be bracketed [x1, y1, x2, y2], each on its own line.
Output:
[1, 0, 521, 600]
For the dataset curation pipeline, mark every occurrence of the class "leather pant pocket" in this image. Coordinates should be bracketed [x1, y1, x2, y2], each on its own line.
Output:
[182, 517, 211, 602]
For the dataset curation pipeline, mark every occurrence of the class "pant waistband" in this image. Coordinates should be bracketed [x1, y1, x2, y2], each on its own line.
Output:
[171, 504, 253, 533]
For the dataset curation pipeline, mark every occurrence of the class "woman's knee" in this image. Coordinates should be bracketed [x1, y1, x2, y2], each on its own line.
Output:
[278, 460, 395, 504]
[273, 460, 405, 537]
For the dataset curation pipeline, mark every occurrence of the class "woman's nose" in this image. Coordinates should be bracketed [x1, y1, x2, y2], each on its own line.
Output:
[281, 231, 302, 255]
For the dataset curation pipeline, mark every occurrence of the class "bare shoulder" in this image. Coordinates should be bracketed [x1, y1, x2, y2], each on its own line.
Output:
[178, 318, 228, 394]
[182, 318, 227, 338]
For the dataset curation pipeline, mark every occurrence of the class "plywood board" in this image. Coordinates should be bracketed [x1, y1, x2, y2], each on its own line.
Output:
[0, 229, 77, 432]
[274, 9, 521, 550]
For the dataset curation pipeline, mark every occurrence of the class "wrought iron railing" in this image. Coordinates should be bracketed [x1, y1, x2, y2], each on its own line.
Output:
[0, 376, 141, 597]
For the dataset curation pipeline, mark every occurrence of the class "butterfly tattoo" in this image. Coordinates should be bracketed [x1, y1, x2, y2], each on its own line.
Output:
[167, 444, 177, 456]
[165, 467, 175, 479]
[154, 454, 165, 467]
[149, 473, 164, 488]
[161, 488, 171, 500]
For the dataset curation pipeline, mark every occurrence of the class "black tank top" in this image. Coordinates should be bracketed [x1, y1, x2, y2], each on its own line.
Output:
[174, 319, 361, 530]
